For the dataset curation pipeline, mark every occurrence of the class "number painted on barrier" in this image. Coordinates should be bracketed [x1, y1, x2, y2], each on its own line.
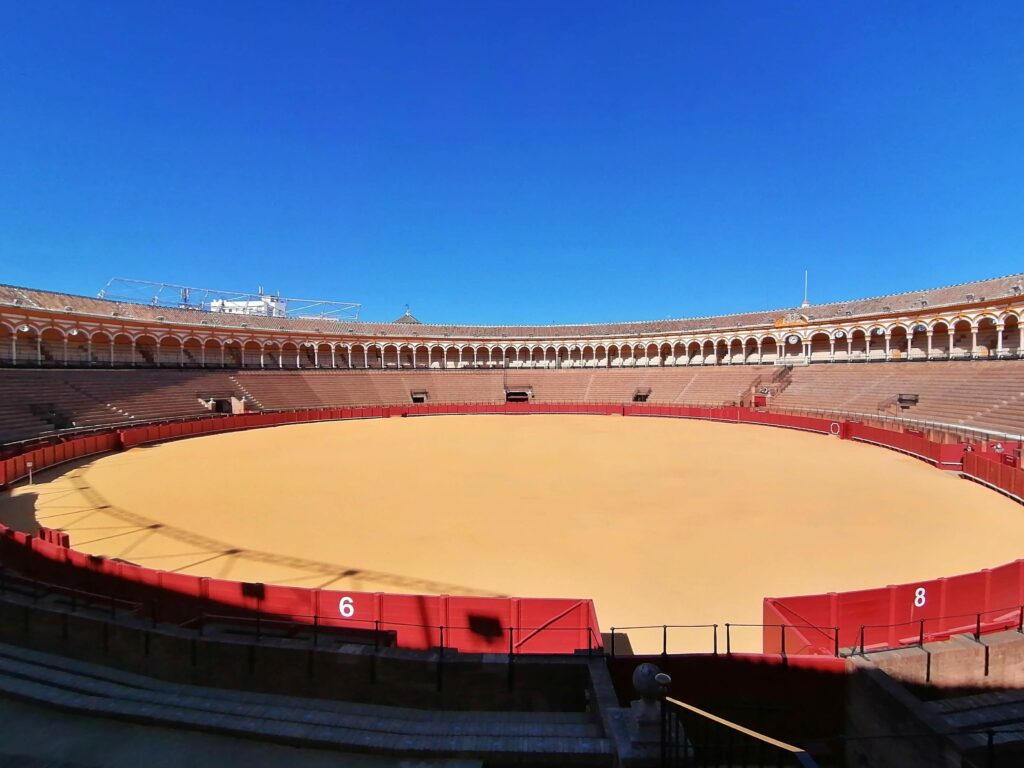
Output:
[338, 596, 355, 618]
[913, 587, 926, 608]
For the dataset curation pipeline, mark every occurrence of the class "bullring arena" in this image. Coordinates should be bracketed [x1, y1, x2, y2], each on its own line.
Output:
[1, 275, 1024, 766]
[6, 414, 1024, 655]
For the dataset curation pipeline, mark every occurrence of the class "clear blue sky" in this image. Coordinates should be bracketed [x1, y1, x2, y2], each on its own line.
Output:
[1, 2, 1022, 324]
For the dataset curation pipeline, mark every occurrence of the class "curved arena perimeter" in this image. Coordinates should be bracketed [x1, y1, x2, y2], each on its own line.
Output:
[5, 414, 1024, 655]
[1, 274, 1024, 764]
[0, 273, 1022, 658]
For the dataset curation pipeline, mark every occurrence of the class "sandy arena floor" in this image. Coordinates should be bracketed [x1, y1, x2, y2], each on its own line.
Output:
[3, 415, 1023, 653]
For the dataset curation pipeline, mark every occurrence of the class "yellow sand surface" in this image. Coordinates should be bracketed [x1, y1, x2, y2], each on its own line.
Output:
[3, 416, 1022, 653]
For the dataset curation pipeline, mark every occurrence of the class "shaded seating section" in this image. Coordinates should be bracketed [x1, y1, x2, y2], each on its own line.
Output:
[0, 370, 239, 444]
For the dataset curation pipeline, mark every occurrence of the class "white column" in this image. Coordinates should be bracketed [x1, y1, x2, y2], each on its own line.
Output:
[846, 337, 852, 362]
[926, 332, 932, 359]
[130, 341, 136, 367]
[331, 347, 336, 368]
[865, 335, 871, 361]
[884, 334, 891, 361]
[971, 329, 978, 358]
[996, 323, 1005, 357]
[63, 339, 68, 366]
[36, 338, 42, 365]
[757, 340, 763, 365]
[314, 346, 319, 368]
[829, 338, 835, 362]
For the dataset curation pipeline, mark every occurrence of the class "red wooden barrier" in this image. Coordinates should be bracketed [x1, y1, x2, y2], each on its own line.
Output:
[964, 452, 1024, 501]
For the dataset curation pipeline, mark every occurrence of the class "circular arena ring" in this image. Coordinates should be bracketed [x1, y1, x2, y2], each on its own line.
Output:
[1, 403, 1023, 656]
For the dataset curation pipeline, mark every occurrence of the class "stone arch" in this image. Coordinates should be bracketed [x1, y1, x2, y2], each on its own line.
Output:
[760, 337, 779, 364]
[780, 333, 803, 363]
[886, 325, 908, 361]
[976, 316, 999, 358]
[223, 339, 243, 367]
[951, 319, 973, 359]
[0, 322, 13, 365]
[280, 341, 299, 369]
[382, 343, 400, 369]
[907, 322, 929, 361]
[203, 338, 223, 367]
[182, 337, 204, 367]
[315, 342, 333, 368]
[1003, 314, 1021, 357]
[929, 321, 950, 359]
[743, 337, 759, 364]
[63, 327, 90, 365]
[249, 340, 268, 368]
[413, 345, 429, 368]
[260, 342, 280, 370]
[11, 324, 39, 365]
[714, 339, 728, 365]
[134, 334, 158, 367]
[111, 333, 134, 366]
[37, 326, 65, 366]
[89, 330, 113, 366]
[807, 331, 829, 363]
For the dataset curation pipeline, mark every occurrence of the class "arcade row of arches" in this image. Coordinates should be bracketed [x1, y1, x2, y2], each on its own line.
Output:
[0, 314, 1021, 368]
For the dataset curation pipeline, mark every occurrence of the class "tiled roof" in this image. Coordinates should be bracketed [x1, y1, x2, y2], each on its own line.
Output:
[0, 273, 1021, 339]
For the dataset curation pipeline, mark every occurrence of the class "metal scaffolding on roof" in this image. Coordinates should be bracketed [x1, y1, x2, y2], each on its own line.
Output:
[97, 278, 361, 320]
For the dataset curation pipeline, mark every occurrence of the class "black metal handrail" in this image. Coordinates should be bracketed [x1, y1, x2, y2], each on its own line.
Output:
[661, 696, 819, 767]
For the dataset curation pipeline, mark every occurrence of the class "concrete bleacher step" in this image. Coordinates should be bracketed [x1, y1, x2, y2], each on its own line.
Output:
[0, 642, 612, 764]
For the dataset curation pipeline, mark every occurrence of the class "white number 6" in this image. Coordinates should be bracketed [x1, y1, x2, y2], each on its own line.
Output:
[913, 588, 926, 608]
[338, 596, 355, 618]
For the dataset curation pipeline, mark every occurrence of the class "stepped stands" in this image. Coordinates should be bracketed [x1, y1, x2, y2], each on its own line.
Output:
[0, 370, 238, 444]
[772, 361, 1024, 435]
[1, 362, 1023, 445]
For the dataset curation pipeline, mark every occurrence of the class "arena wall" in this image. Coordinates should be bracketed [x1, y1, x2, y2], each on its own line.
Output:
[3, 401, 1022, 661]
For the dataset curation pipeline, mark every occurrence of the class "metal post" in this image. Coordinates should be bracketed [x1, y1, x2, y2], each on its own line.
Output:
[834, 626, 840, 658]
[780, 624, 786, 656]
[610, 627, 616, 658]
[919, 619, 925, 648]
[725, 623, 731, 655]
[976, 613, 982, 641]
[713, 624, 718, 655]
[859, 625, 865, 655]
[662, 624, 668, 655]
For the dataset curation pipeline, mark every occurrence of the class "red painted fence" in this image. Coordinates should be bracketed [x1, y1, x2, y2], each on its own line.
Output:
[764, 445, 1024, 655]
[3, 400, 1023, 656]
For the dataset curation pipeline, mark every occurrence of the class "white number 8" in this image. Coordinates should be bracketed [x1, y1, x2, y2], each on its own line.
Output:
[338, 596, 355, 618]
[913, 588, 926, 608]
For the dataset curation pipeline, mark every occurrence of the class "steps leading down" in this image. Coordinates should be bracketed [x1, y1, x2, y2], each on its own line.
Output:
[0, 641, 612, 766]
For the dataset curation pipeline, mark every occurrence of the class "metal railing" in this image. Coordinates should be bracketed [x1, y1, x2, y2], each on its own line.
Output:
[661, 696, 819, 767]
[851, 605, 1024, 657]
[608, 623, 840, 657]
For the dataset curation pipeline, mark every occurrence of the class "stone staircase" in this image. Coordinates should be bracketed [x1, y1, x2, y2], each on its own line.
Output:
[229, 375, 264, 410]
[0, 641, 612, 765]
